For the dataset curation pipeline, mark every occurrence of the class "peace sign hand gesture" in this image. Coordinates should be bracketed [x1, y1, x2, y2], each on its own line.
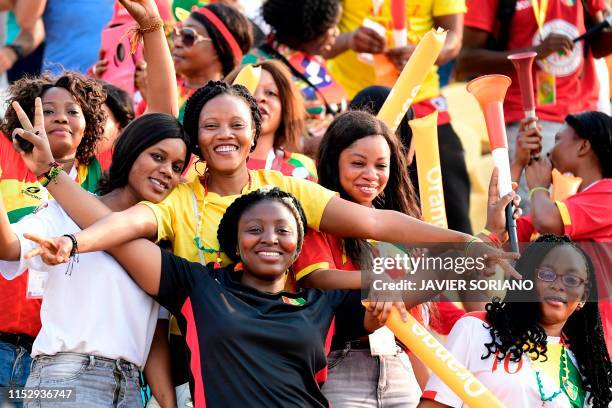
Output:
[11, 97, 56, 176]
[118, 0, 161, 27]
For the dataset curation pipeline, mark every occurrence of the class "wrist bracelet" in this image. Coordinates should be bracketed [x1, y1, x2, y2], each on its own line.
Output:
[37, 162, 63, 187]
[528, 186, 550, 200]
[464, 237, 483, 257]
[125, 18, 164, 54]
[481, 228, 502, 248]
[62, 234, 79, 276]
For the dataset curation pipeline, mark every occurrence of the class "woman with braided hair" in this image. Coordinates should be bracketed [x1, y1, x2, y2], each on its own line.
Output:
[421, 235, 611, 408]
[487, 111, 612, 356]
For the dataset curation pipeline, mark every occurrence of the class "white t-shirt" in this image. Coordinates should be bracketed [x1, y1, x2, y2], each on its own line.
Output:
[0, 200, 159, 368]
[423, 314, 587, 408]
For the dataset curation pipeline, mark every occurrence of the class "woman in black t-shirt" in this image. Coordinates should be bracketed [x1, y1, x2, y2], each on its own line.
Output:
[24, 187, 409, 408]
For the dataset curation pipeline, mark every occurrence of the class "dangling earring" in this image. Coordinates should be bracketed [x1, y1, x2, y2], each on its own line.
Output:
[194, 158, 207, 177]
[251, 139, 255, 147]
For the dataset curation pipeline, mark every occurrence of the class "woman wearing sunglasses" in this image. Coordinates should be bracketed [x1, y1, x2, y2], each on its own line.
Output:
[170, 4, 253, 122]
[420, 235, 612, 408]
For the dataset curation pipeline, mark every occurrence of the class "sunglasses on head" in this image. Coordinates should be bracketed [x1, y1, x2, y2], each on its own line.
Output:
[172, 26, 211, 47]
[536, 266, 588, 288]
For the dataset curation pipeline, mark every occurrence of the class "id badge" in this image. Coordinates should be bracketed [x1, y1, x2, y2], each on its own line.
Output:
[26, 269, 48, 299]
[369, 326, 397, 356]
[536, 70, 556, 106]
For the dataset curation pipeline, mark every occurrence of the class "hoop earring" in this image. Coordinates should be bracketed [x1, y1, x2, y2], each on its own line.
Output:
[194, 159, 207, 177]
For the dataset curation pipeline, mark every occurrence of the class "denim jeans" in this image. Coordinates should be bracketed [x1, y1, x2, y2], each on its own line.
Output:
[146, 382, 193, 408]
[24, 353, 142, 407]
[322, 347, 421, 408]
[0, 339, 32, 408]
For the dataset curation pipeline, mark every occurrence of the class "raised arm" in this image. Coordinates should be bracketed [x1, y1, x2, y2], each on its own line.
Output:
[119, 0, 178, 116]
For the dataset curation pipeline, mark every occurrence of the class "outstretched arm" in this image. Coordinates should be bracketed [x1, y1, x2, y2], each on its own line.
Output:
[25, 233, 162, 295]
[320, 196, 471, 245]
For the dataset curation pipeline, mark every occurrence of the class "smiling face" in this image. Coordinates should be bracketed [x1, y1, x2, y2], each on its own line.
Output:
[338, 134, 391, 206]
[42, 87, 87, 161]
[172, 17, 219, 78]
[126, 138, 187, 203]
[197, 93, 254, 174]
[254, 69, 282, 138]
[536, 245, 589, 330]
[238, 200, 299, 281]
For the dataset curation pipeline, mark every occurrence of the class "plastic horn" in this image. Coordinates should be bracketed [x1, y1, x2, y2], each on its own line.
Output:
[508, 52, 539, 159]
[232, 64, 262, 95]
[391, 0, 407, 47]
[410, 111, 448, 228]
[383, 307, 504, 407]
[378, 28, 447, 133]
[467, 75, 519, 254]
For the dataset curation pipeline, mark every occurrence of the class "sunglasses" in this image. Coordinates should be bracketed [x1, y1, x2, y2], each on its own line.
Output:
[536, 267, 587, 288]
[172, 26, 211, 47]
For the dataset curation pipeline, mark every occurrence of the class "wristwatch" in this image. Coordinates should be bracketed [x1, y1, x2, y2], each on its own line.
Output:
[5, 44, 25, 61]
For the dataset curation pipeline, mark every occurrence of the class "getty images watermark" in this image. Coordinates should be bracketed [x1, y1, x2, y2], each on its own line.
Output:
[362, 242, 541, 303]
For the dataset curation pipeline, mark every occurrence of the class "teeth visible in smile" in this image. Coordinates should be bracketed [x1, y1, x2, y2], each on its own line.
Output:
[258, 251, 280, 257]
[215, 145, 238, 152]
[150, 178, 167, 189]
[358, 186, 376, 194]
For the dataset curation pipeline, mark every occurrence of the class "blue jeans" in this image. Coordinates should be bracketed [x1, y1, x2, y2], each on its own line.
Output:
[322, 347, 421, 408]
[24, 353, 142, 407]
[0, 340, 32, 408]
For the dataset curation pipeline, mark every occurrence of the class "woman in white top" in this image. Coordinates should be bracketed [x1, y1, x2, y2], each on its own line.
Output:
[420, 235, 611, 408]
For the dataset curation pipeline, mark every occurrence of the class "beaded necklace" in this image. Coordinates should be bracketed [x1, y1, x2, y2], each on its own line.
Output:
[192, 170, 252, 267]
[534, 347, 580, 407]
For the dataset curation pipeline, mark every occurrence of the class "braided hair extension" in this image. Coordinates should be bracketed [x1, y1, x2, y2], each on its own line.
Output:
[183, 80, 262, 158]
[483, 235, 611, 407]
[191, 4, 253, 76]
[217, 187, 307, 264]
[565, 111, 612, 178]
[262, 0, 340, 45]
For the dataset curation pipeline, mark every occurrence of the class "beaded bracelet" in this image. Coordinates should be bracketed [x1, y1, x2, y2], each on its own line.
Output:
[528, 186, 550, 200]
[126, 18, 164, 54]
[37, 162, 63, 187]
